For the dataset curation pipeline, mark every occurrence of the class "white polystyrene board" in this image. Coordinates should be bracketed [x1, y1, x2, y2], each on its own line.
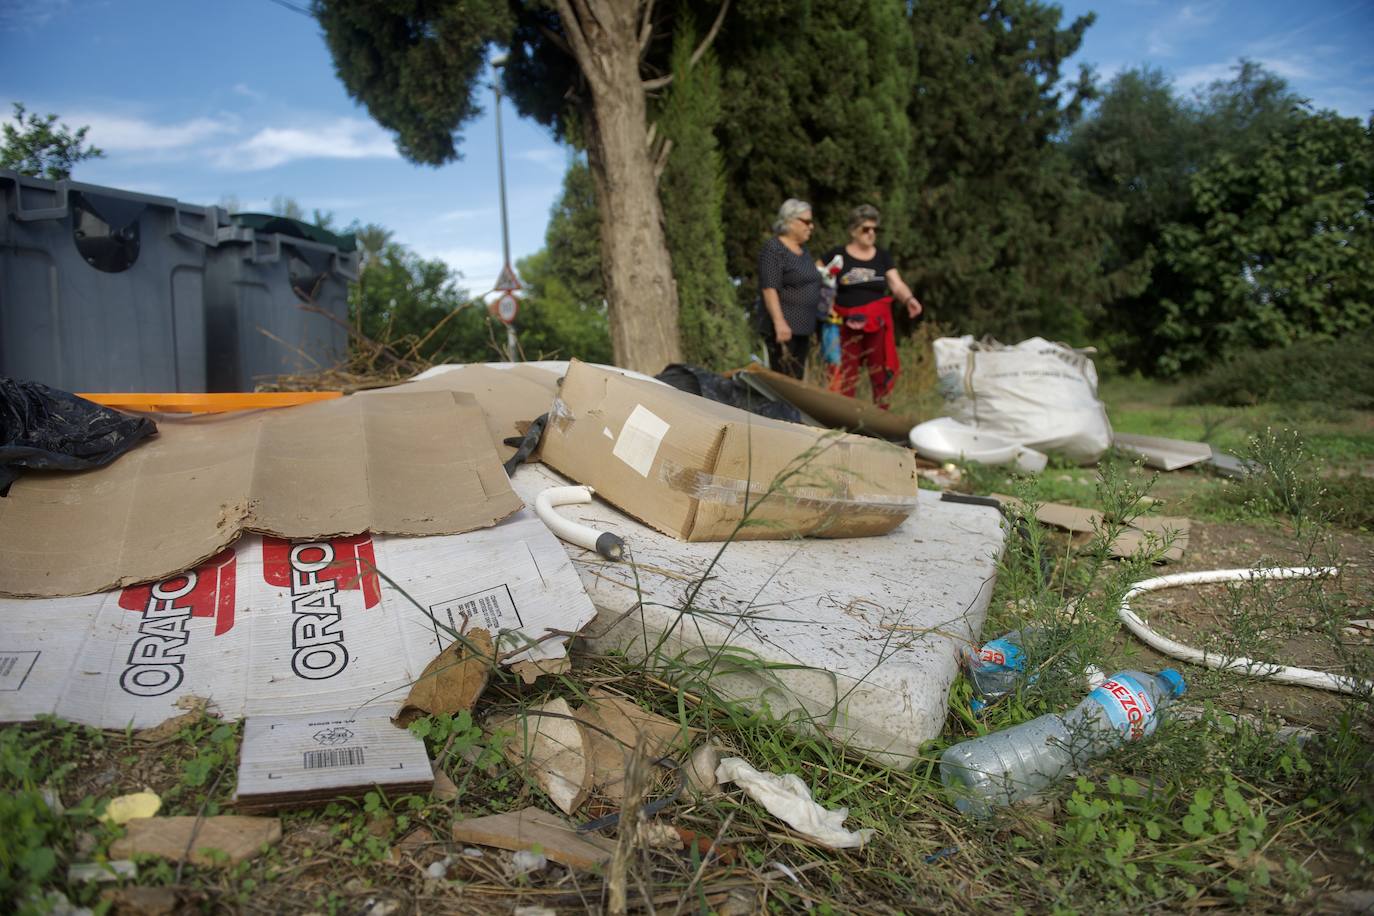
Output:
[1113, 433, 1213, 471]
[413, 361, 669, 387]
[236, 705, 432, 801]
[0, 509, 596, 729]
[510, 464, 1006, 766]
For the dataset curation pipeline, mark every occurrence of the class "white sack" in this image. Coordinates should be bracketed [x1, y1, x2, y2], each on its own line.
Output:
[933, 335, 1113, 464]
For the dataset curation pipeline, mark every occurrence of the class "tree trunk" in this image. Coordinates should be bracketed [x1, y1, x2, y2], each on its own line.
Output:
[554, 0, 682, 373]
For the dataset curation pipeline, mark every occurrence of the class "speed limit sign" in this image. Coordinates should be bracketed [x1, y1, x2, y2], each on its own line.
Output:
[493, 292, 519, 324]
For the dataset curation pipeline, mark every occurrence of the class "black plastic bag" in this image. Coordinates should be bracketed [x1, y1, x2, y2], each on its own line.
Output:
[1, 378, 157, 493]
[655, 364, 803, 423]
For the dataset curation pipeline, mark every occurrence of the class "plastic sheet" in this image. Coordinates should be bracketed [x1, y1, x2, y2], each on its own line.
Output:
[654, 363, 802, 423]
[0, 378, 157, 492]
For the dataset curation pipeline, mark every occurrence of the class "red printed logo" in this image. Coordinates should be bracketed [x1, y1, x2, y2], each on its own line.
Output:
[1102, 678, 1153, 740]
[262, 535, 379, 681]
[117, 548, 238, 697]
[980, 647, 1007, 666]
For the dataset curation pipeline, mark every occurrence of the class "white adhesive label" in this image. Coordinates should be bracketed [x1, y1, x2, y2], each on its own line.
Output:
[612, 405, 670, 478]
[603, 427, 614, 440]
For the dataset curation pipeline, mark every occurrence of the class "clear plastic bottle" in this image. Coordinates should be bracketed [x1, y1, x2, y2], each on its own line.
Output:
[940, 668, 1186, 815]
[961, 628, 1045, 712]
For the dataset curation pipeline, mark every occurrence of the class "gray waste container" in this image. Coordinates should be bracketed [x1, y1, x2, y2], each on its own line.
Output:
[205, 220, 359, 391]
[0, 170, 221, 392]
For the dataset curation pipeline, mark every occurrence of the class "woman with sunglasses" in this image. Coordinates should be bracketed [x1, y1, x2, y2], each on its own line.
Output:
[823, 204, 924, 408]
[757, 198, 822, 379]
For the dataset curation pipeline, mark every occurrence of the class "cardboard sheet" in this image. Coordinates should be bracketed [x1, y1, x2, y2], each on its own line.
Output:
[364, 364, 562, 461]
[235, 706, 433, 812]
[540, 360, 917, 541]
[0, 391, 524, 597]
[995, 495, 1191, 562]
[0, 509, 597, 729]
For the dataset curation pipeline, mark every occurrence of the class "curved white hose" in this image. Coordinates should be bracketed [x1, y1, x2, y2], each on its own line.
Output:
[1118, 566, 1371, 695]
[533, 485, 625, 561]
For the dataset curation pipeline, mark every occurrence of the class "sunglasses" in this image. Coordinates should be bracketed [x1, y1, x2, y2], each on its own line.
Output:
[796, 217, 814, 226]
[859, 225, 879, 233]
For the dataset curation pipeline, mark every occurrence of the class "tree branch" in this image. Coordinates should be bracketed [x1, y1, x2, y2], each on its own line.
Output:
[652, 137, 674, 185]
[552, 0, 596, 79]
[537, 23, 573, 58]
[637, 0, 656, 57]
[637, 0, 730, 91]
[690, 0, 730, 71]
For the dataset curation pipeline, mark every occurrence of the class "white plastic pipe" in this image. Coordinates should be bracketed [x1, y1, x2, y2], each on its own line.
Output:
[533, 485, 625, 561]
[1118, 566, 1371, 695]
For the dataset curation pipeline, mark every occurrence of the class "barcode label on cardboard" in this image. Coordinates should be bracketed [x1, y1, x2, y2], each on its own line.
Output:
[429, 585, 521, 643]
[303, 746, 365, 769]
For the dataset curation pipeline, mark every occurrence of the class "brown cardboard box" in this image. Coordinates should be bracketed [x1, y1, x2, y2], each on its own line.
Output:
[539, 361, 917, 541]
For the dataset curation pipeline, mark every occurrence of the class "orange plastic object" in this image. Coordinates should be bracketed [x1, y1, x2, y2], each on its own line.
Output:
[76, 392, 344, 414]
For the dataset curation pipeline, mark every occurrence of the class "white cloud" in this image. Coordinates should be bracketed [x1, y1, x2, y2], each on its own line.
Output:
[514, 146, 566, 173]
[1173, 61, 1235, 93]
[73, 112, 237, 153]
[1146, 1, 1221, 56]
[214, 118, 399, 170]
[412, 243, 504, 292]
[437, 205, 498, 222]
[231, 83, 264, 101]
[0, 0, 71, 30]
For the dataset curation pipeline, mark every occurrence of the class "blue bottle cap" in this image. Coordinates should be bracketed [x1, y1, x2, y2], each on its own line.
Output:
[1158, 668, 1186, 697]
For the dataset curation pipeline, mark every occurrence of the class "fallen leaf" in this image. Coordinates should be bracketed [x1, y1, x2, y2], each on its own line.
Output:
[110, 816, 281, 866]
[102, 791, 161, 824]
[574, 690, 685, 802]
[510, 656, 572, 685]
[100, 886, 180, 916]
[394, 629, 494, 727]
[431, 767, 459, 801]
[496, 697, 592, 815]
[136, 696, 213, 743]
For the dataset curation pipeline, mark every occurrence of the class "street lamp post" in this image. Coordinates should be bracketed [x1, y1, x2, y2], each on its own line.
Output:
[491, 56, 519, 362]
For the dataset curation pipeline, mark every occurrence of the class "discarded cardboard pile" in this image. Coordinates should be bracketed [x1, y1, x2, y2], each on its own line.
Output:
[0, 357, 1009, 826]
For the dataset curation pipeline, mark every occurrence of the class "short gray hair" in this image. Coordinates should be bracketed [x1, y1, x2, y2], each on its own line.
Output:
[772, 198, 812, 234]
[847, 204, 880, 231]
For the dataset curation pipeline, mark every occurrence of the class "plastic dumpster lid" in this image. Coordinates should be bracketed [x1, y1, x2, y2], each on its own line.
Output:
[228, 213, 357, 252]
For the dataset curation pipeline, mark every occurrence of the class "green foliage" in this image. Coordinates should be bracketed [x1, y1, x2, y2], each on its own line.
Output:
[348, 242, 499, 363]
[1, 102, 104, 179]
[314, 1, 513, 165]
[514, 159, 613, 362]
[1158, 111, 1374, 372]
[1181, 328, 1374, 409]
[656, 14, 752, 368]
[716, 0, 915, 303]
[903, 0, 1119, 343]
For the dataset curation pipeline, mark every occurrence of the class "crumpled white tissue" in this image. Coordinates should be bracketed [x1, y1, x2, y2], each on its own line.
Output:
[715, 756, 874, 849]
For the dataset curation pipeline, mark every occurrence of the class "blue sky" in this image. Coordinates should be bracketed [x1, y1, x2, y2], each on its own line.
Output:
[2, 0, 1371, 295]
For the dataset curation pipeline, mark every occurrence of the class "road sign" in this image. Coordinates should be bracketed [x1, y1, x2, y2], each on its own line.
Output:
[495, 262, 522, 292]
[493, 292, 519, 324]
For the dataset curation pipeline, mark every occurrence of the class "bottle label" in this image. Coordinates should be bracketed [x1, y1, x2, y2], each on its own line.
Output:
[978, 638, 1026, 671]
[1088, 674, 1157, 741]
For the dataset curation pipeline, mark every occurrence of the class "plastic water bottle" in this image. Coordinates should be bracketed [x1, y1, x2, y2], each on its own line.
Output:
[962, 628, 1045, 713]
[940, 668, 1186, 815]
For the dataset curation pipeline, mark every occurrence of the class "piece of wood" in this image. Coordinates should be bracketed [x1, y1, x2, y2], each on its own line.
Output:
[993, 494, 1190, 562]
[1114, 433, 1212, 471]
[393, 628, 493, 726]
[497, 698, 593, 815]
[450, 806, 614, 870]
[109, 816, 281, 866]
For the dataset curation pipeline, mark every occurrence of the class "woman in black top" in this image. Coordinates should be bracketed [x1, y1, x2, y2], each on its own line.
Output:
[822, 204, 924, 406]
[757, 198, 822, 379]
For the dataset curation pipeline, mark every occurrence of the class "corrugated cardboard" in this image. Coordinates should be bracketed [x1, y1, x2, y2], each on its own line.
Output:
[0, 509, 598, 729]
[0, 390, 523, 597]
[539, 361, 917, 541]
[363, 364, 562, 461]
[235, 706, 434, 812]
[736, 364, 921, 441]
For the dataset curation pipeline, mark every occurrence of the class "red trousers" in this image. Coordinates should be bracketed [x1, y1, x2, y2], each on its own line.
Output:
[837, 325, 896, 407]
